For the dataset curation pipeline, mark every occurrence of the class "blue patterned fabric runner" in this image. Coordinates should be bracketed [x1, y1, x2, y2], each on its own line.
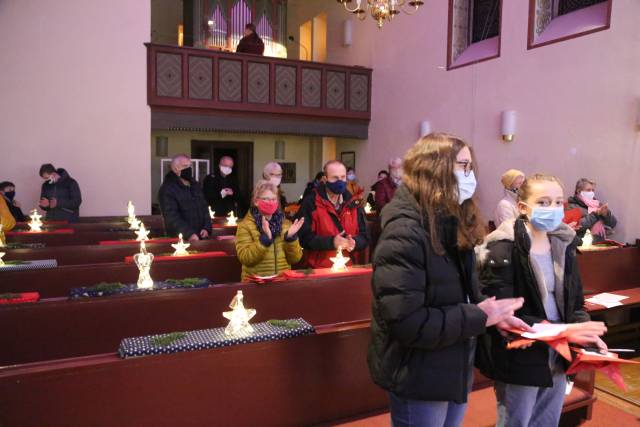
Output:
[118, 318, 315, 358]
[0, 259, 57, 272]
[69, 279, 211, 299]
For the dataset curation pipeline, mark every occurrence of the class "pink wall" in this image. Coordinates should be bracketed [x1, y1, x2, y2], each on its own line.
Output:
[0, 0, 151, 216]
[309, 0, 640, 242]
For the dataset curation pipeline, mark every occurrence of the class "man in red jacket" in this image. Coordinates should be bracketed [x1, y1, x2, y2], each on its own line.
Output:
[374, 157, 403, 213]
[296, 160, 368, 268]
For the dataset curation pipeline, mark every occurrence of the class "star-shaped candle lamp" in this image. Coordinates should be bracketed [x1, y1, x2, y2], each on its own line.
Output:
[330, 246, 350, 272]
[580, 229, 594, 250]
[28, 209, 43, 233]
[222, 290, 256, 336]
[0, 221, 5, 248]
[0, 252, 5, 267]
[364, 202, 373, 214]
[171, 233, 190, 256]
[226, 211, 238, 226]
[129, 217, 141, 230]
[208, 206, 215, 219]
[135, 223, 150, 242]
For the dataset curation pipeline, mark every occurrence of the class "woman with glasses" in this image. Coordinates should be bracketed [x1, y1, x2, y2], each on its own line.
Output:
[235, 180, 304, 281]
[369, 133, 528, 427]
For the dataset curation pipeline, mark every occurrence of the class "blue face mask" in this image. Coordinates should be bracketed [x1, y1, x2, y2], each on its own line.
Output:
[528, 206, 564, 231]
[454, 170, 477, 205]
[326, 179, 347, 195]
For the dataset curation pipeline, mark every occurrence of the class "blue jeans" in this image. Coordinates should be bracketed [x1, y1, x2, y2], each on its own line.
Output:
[494, 358, 567, 427]
[389, 393, 468, 427]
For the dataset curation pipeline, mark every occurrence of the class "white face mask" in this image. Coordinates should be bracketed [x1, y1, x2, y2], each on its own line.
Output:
[347, 173, 356, 182]
[269, 176, 282, 186]
[220, 166, 232, 176]
[454, 170, 477, 205]
[580, 191, 595, 200]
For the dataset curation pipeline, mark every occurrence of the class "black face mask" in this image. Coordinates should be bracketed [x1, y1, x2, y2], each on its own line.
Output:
[180, 167, 193, 181]
[4, 191, 15, 201]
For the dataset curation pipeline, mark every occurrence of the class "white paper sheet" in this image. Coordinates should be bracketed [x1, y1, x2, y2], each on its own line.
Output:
[521, 323, 567, 339]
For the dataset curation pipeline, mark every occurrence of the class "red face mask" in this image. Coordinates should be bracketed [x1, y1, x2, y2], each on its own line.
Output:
[256, 199, 279, 216]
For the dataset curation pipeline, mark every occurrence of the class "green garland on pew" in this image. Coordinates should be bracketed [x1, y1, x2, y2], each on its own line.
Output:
[0, 293, 22, 300]
[86, 282, 127, 293]
[267, 319, 303, 330]
[2, 260, 28, 266]
[151, 332, 187, 347]
[164, 278, 206, 288]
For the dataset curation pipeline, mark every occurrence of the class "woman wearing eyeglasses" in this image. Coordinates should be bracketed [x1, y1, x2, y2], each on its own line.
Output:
[235, 180, 304, 281]
[369, 133, 528, 427]
[477, 174, 607, 427]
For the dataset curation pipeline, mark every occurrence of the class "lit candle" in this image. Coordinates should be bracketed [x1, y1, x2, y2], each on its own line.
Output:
[133, 240, 154, 290]
[171, 233, 190, 256]
[28, 209, 43, 233]
[135, 223, 150, 242]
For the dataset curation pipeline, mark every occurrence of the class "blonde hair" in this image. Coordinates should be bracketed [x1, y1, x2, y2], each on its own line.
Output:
[403, 133, 485, 254]
[252, 180, 279, 206]
[518, 174, 565, 202]
[501, 169, 525, 190]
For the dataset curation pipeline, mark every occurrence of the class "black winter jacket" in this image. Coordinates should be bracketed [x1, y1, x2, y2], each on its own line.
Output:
[159, 172, 212, 238]
[39, 168, 82, 222]
[476, 217, 590, 387]
[202, 173, 239, 217]
[368, 185, 488, 403]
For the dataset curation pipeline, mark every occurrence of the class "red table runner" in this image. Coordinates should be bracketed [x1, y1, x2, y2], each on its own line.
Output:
[283, 267, 373, 280]
[99, 237, 177, 246]
[7, 229, 74, 235]
[0, 292, 40, 304]
[124, 251, 228, 264]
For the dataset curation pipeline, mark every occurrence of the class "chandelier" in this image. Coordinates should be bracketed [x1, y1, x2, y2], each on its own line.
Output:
[337, 0, 424, 29]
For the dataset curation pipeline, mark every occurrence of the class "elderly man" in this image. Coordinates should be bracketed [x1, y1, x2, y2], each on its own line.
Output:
[203, 156, 239, 217]
[296, 160, 368, 268]
[159, 154, 212, 242]
[38, 163, 82, 222]
[374, 157, 403, 213]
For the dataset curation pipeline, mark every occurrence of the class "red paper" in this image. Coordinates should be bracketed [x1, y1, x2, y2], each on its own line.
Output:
[215, 235, 235, 241]
[7, 228, 74, 235]
[563, 208, 582, 225]
[124, 251, 228, 264]
[283, 267, 373, 280]
[0, 292, 40, 304]
[99, 237, 177, 246]
[565, 348, 640, 391]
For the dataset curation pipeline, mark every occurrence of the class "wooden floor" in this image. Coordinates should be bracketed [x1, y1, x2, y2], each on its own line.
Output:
[326, 387, 640, 427]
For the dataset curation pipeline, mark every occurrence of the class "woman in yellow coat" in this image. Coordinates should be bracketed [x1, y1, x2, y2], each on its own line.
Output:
[236, 180, 304, 281]
[0, 196, 17, 245]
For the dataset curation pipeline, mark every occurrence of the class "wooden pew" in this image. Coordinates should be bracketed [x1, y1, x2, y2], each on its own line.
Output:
[578, 246, 640, 295]
[0, 256, 242, 298]
[6, 226, 236, 246]
[0, 322, 389, 427]
[0, 274, 372, 365]
[4, 239, 237, 265]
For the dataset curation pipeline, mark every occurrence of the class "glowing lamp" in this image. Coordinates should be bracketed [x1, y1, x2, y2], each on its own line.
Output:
[222, 290, 256, 336]
[171, 233, 190, 256]
[129, 217, 141, 230]
[0, 252, 5, 266]
[28, 209, 43, 233]
[364, 202, 373, 214]
[135, 223, 150, 242]
[0, 221, 5, 248]
[501, 110, 517, 143]
[133, 241, 154, 290]
[226, 211, 238, 226]
[580, 229, 594, 249]
[330, 246, 350, 272]
[208, 206, 216, 219]
[126, 201, 136, 224]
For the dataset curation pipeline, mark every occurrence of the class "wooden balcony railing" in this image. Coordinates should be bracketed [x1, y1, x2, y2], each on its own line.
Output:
[146, 43, 372, 121]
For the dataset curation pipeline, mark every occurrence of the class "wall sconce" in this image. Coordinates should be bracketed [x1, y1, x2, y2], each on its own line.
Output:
[636, 98, 640, 131]
[343, 19, 353, 47]
[178, 24, 184, 47]
[419, 120, 431, 138]
[501, 110, 517, 142]
[274, 140, 286, 160]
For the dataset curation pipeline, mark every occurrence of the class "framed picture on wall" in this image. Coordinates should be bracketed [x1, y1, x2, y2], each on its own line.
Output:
[341, 151, 356, 170]
[279, 162, 297, 184]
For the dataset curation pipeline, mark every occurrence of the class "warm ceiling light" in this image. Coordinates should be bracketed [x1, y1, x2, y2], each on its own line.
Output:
[337, 0, 424, 29]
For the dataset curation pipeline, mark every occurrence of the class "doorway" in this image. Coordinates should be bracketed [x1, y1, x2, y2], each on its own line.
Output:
[191, 140, 254, 215]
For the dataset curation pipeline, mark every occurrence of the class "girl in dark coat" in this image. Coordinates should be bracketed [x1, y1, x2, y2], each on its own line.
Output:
[369, 133, 528, 427]
[477, 174, 607, 427]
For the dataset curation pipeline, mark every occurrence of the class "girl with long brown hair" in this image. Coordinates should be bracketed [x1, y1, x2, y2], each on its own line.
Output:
[368, 133, 529, 427]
